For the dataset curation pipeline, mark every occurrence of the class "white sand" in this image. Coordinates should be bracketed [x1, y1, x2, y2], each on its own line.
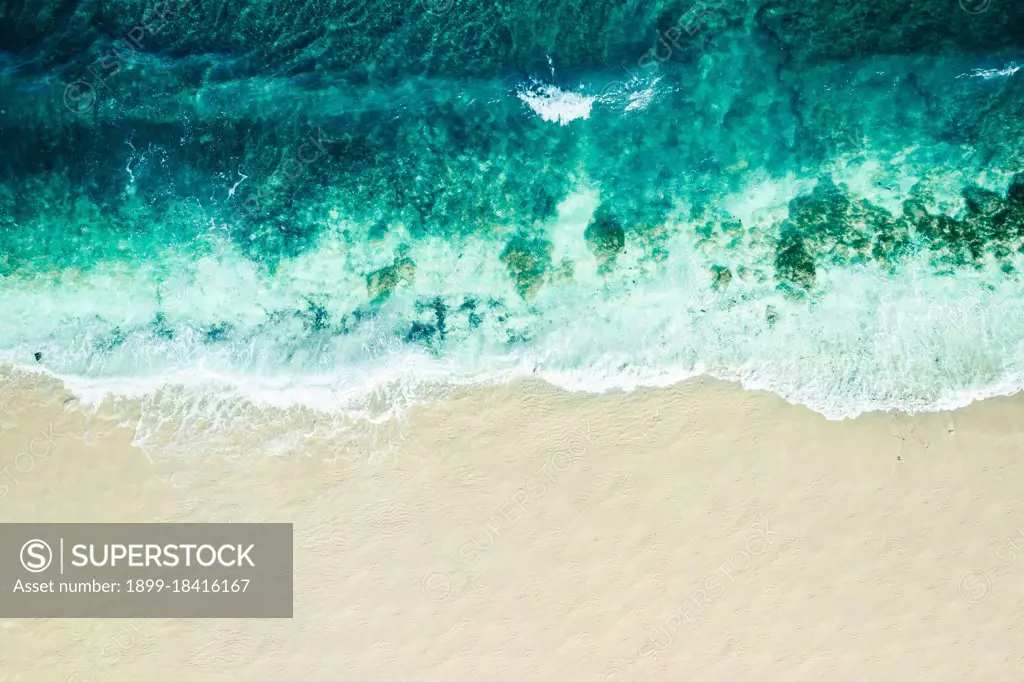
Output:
[1, 370, 1023, 681]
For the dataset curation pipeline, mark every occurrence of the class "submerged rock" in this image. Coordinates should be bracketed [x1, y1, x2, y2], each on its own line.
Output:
[768, 176, 1024, 284]
[902, 198, 930, 224]
[1007, 173, 1024, 207]
[584, 208, 626, 273]
[774, 228, 816, 294]
[962, 185, 1005, 218]
[367, 255, 416, 301]
[788, 177, 850, 239]
[711, 265, 732, 291]
[500, 235, 553, 300]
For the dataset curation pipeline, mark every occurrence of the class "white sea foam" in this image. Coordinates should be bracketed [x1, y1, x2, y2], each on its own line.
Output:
[956, 62, 1021, 80]
[517, 82, 595, 125]
[7, 248, 1024, 425]
[4, 172, 1024, 426]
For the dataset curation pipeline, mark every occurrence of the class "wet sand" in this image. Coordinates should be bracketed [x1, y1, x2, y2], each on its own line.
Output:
[1, 369, 1023, 681]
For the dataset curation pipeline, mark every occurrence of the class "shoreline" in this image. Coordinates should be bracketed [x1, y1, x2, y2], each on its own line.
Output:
[2, 358, 1023, 427]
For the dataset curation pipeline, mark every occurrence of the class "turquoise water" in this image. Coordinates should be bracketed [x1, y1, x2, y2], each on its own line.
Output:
[2, 0, 1024, 417]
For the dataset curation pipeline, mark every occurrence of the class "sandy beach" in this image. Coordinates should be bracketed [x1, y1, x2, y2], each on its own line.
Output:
[1, 369, 1023, 681]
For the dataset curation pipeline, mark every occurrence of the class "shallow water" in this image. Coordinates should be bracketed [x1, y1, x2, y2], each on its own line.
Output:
[3, 0, 1024, 418]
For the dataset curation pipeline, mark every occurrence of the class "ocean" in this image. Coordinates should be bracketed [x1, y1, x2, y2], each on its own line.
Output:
[3, 0, 1024, 424]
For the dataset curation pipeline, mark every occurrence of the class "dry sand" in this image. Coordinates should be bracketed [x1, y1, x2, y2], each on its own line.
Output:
[1, 369, 1023, 681]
